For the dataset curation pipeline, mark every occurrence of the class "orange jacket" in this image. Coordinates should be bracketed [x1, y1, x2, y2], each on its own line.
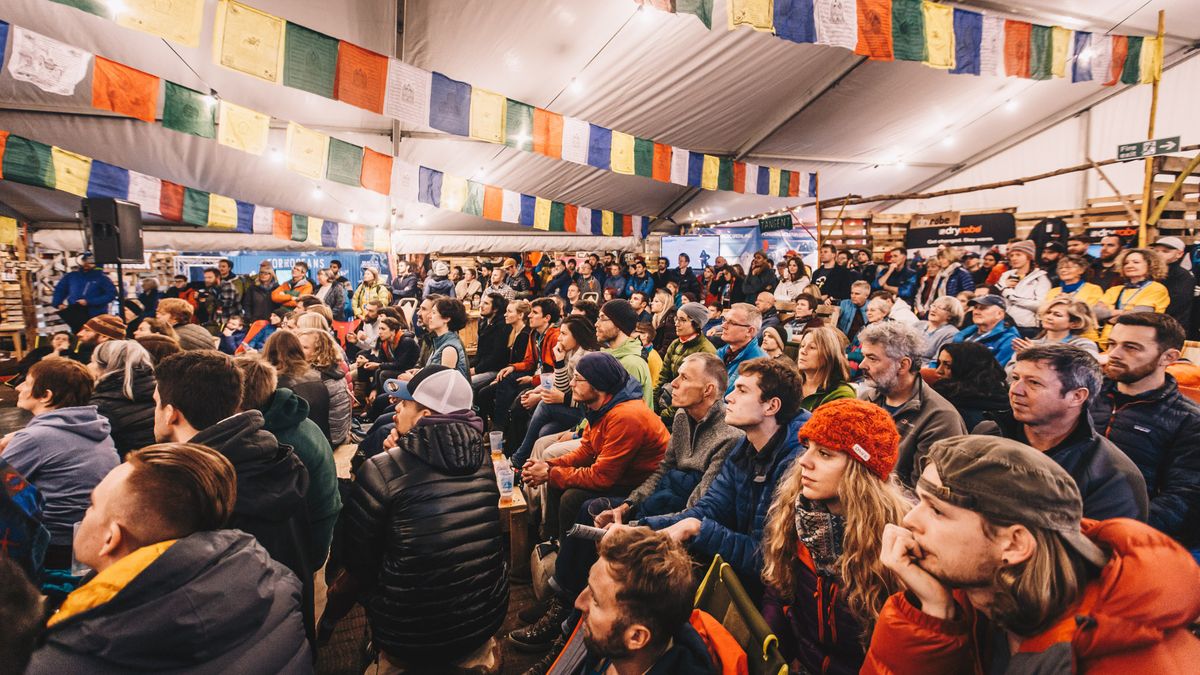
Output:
[511, 325, 559, 379]
[271, 278, 314, 308]
[863, 518, 1200, 675]
[547, 391, 668, 493]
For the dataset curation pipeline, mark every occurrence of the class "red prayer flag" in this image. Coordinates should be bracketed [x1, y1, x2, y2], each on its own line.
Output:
[1004, 20, 1032, 78]
[732, 161, 746, 194]
[359, 148, 392, 194]
[788, 173, 801, 197]
[0, 131, 8, 180]
[482, 185, 503, 221]
[92, 57, 159, 123]
[621, 214, 632, 237]
[1106, 36, 1128, 86]
[273, 210, 292, 239]
[532, 109, 563, 159]
[563, 204, 578, 233]
[159, 181, 184, 221]
[652, 143, 672, 182]
[855, 0, 895, 61]
[335, 42, 388, 114]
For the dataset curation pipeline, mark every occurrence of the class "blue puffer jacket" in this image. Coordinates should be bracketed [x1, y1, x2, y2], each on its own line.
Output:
[716, 339, 767, 395]
[51, 269, 117, 317]
[953, 321, 1021, 366]
[642, 411, 810, 587]
[836, 300, 868, 336]
[625, 273, 655, 299]
[942, 265, 975, 297]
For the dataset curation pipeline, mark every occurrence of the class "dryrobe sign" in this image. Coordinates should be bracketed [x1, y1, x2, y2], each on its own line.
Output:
[905, 212, 1016, 249]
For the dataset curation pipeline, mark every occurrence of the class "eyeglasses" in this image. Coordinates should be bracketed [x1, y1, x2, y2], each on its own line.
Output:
[724, 320, 753, 329]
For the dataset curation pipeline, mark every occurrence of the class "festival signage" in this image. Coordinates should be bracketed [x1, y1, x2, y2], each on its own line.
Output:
[758, 214, 792, 232]
[904, 212, 1015, 249]
[910, 211, 960, 229]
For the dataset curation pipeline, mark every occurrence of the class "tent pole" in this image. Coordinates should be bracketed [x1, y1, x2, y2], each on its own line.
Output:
[1138, 9, 1166, 246]
[814, 173, 822, 251]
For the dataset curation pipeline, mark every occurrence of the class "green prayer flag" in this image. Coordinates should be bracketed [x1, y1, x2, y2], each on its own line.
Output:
[162, 82, 216, 138]
[1121, 36, 1143, 84]
[676, 0, 713, 29]
[182, 188, 209, 226]
[326, 138, 364, 186]
[49, 0, 108, 17]
[549, 201, 566, 232]
[717, 157, 734, 191]
[283, 22, 339, 99]
[633, 138, 654, 177]
[291, 213, 308, 242]
[504, 99, 534, 151]
[778, 171, 791, 197]
[464, 181, 484, 216]
[1030, 25, 1053, 80]
[892, 0, 926, 62]
[2, 136, 54, 189]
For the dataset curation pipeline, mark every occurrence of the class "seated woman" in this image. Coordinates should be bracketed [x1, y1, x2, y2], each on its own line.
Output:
[10, 331, 82, 385]
[1095, 247, 1171, 347]
[783, 294, 825, 344]
[845, 298, 891, 375]
[931, 341, 1011, 430]
[774, 257, 811, 302]
[1044, 254, 1104, 307]
[423, 296, 470, 380]
[297, 328, 353, 447]
[761, 399, 909, 675]
[914, 296, 963, 368]
[796, 327, 855, 411]
[1010, 296, 1099, 367]
[355, 315, 420, 420]
[88, 340, 156, 457]
[264, 330, 331, 439]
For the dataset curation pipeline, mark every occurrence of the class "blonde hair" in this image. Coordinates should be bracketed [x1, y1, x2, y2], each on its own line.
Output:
[761, 456, 909, 642]
[938, 246, 963, 264]
[296, 327, 342, 369]
[295, 312, 331, 331]
[798, 327, 850, 392]
[651, 289, 674, 328]
[1038, 296, 1098, 335]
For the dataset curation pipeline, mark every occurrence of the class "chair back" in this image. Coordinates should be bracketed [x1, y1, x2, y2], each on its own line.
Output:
[693, 556, 788, 675]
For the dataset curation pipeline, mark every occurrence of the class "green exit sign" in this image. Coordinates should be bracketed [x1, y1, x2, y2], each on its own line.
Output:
[1118, 136, 1180, 160]
[759, 214, 792, 232]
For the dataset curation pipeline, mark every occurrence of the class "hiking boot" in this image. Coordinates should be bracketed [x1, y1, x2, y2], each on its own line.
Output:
[517, 597, 548, 624]
[521, 635, 567, 675]
[508, 596, 567, 653]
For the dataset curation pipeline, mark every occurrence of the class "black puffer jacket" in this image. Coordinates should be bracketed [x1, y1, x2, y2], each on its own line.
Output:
[90, 364, 156, 457]
[472, 317, 513, 374]
[1090, 374, 1200, 544]
[341, 410, 508, 662]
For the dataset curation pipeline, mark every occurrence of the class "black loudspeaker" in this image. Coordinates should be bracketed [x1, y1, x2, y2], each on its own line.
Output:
[84, 198, 144, 264]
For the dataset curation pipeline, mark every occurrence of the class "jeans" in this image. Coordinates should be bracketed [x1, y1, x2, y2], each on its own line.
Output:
[512, 401, 584, 468]
[471, 371, 497, 392]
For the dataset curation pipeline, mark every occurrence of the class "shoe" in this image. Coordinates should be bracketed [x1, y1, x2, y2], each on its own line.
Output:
[521, 635, 567, 675]
[518, 597, 548, 624]
[508, 596, 567, 653]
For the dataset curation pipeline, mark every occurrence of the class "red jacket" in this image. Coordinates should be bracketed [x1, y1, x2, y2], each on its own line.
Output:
[547, 387, 668, 493]
[863, 518, 1200, 675]
[511, 325, 559, 382]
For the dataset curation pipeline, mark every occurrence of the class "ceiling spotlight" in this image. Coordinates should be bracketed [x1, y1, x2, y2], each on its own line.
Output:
[942, 136, 956, 147]
[1005, 99, 1019, 112]
[269, 148, 283, 163]
[568, 78, 583, 94]
[107, 0, 127, 16]
[312, 186, 323, 199]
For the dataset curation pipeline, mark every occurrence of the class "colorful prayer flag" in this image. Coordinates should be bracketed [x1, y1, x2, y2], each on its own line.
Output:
[392, 159, 419, 203]
[519, 194, 536, 227]
[700, 154, 719, 190]
[428, 72, 471, 136]
[213, 1, 285, 83]
[501, 189, 521, 223]
[92, 57, 159, 123]
[560, 203, 575, 233]
[590, 209, 603, 235]
[718, 157, 734, 191]
[891, 0, 925, 62]
[482, 185, 503, 221]
[729, 0, 773, 33]
[463, 181, 484, 216]
[440, 174, 468, 212]
[283, 22, 338, 98]
[652, 143, 672, 182]
[51, 147, 91, 197]
[1030, 25, 1052, 80]
[320, 220, 338, 247]
[505, 100, 534, 151]
[576, 206, 592, 234]
[669, 148, 690, 186]
[384, 59, 432, 126]
[163, 82, 216, 138]
[1004, 21, 1032, 78]
[768, 167, 781, 196]
[272, 209, 291, 239]
[1071, 31, 1093, 83]
[182, 187, 209, 225]
[601, 210, 615, 236]
[950, 9, 982, 75]
[687, 153, 704, 187]
[757, 166, 771, 194]
[855, 0, 893, 61]
[86, 160, 129, 199]
[336, 42, 388, 114]
[587, 125, 612, 170]
[305, 216, 323, 247]
[1140, 37, 1162, 84]
[775, 0, 816, 45]
[1090, 34, 1113, 83]
[360, 148, 393, 195]
[0, 217, 16, 247]
[633, 137, 655, 178]
[814, 0, 858, 51]
[127, 171, 161, 214]
[48, 0, 108, 18]
[8, 27, 91, 96]
[236, 201, 254, 233]
[418, 167, 443, 207]
[1121, 36, 1142, 85]
[0, 23, 7, 72]
[290, 213, 308, 242]
[533, 197, 552, 231]
[922, 1, 955, 69]
[1051, 26, 1071, 78]
[469, 87, 506, 144]
[677, 0, 714, 29]
[533, 109, 564, 159]
[561, 116, 590, 164]
[610, 131, 636, 175]
[741, 163, 758, 194]
[1106, 36, 1128, 86]
[159, 181, 184, 221]
[207, 193, 238, 229]
[117, 0, 204, 47]
[2, 135, 54, 188]
[336, 222, 353, 248]
[217, 101, 270, 155]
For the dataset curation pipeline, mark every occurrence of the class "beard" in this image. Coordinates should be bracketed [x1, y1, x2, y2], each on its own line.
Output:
[582, 618, 632, 660]
[1104, 357, 1159, 384]
[866, 366, 899, 395]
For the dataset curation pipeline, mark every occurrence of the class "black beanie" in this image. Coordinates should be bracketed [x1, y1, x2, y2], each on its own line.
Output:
[575, 352, 629, 395]
[601, 299, 639, 336]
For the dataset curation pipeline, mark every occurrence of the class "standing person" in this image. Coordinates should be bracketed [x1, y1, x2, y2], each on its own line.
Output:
[742, 251, 779, 298]
[654, 302, 717, 421]
[455, 266, 482, 302]
[716, 302, 767, 395]
[192, 268, 223, 330]
[52, 252, 117, 330]
[390, 260, 420, 301]
[811, 245, 855, 301]
[1153, 236, 1195, 328]
[1095, 248, 1171, 347]
[796, 327, 856, 411]
[874, 246, 916, 303]
[423, 260, 456, 298]
[931, 342, 1011, 430]
[503, 257, 532, 298]
[136, 277, 161, 320]
[649, 289, 677, 355]
[1091, 234, 1126, 290]
[270, 262, 314, 310]
[952, 295, 1021, 366]
[352, 267, 392, 319]
[761, 399, 910, 675]
[625, 258, 655, 300]
[242, 264, 279, 323]
[2, 358, 119, 570]
[975, 344, 1149, 521]
[296, 328, 353, 448]
[998, 240, 1051, 334]
[314, 268, 347, 322]
[88, 340, 157, 457]
[862, 436, 1200, 674]
[470, 293, 514, 390]
[915, 296, 963, 367]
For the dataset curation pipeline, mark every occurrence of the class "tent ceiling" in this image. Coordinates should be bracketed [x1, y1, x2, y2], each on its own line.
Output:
[1, 0, 1197, 241]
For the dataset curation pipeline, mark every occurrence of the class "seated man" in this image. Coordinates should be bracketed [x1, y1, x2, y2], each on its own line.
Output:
[715, 302, 767, 395]
[2, 358, 118, 570]
[1090, 313, 1200, 549]
[597, 299, 655, 407]
[952, 294, 1021, 366]
[857, 321, 966, 486]
[157, 298, 218, 351]
[27, 443, 310, 672]
[641, 358, 808, 589]
[975, 344, 1148, 521]
[330, 366, 508, 672]
[864, 436, 1200, 673]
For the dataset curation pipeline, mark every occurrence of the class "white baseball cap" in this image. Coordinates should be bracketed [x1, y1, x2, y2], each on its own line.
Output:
[383, 366, 473, 414]
[1152, 236, 1186, 251]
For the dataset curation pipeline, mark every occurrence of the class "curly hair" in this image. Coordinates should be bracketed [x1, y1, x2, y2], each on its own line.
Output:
[1115, 248, 1167, 282]
[597, 527, 695, 649]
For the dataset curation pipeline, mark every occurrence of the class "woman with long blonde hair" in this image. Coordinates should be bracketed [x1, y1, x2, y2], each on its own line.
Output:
[761, 398, 910, 675]
[796, 327, 854, 411]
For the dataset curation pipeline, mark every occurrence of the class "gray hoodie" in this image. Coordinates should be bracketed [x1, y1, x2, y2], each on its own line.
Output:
[2, 406, 118, 544]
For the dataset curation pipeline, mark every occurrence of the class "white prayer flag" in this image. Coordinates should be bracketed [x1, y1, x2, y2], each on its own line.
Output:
[500, 189, 522, 224]
[337, 223, 354, 249]
[576, 206, 592, 233]
[8, 27, 92, 96]
[560, 116, 590, 165]
[126, 171, 162, 215]
[384, 58, 432, 126]
[1090, 35, 1113, 82]
[742, 163, 759, 194]
[252, 205, 274, 234]
[669, 148, 690, 186]
[814, 0, 858, 51]
[979, 16, 1006, 78]
[391, 159, 420, 204]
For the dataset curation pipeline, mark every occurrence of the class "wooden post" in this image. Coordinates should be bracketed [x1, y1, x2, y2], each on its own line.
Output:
[813, 172, 822, 249]
[1088, 157, 1141, 223]
[1138, 9, 1166, 246]
[17, 221, 37, 348]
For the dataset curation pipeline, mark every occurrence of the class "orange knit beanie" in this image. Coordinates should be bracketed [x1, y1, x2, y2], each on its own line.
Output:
[797, 398, 899, 480]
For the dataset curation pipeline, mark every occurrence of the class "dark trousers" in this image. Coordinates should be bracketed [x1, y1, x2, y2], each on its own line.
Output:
[544, 488, 629, 542]
[553, 497, 624, 601]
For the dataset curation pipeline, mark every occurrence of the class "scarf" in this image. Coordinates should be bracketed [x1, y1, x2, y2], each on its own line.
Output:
[794, 495, 845, 577]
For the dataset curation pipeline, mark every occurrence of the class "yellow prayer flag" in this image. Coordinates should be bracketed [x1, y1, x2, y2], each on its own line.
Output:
[285, 122, 329, 180]
[0, 217, 17, 246]
[768, 167, 781, 196]
[1140, 37, 1162, 84]
[610, 131, 635, 175]
[306, 216, 323, 247]
[207, 194, 238, 229]
[213, 0, 286, 83]
[922, 1, 955, 69]
[217, 100, 271, 156]
[701, 154, 720, 191]
[534, 197, 552, 231]
[469, 88, 507, 144]
[117, 0, 204, 48]
[601, 210, 615, 236]
[728, 0, 774, 32]
[373, 227, 391, 253]
[441, 174, 468, 212]
[1051, 27, 1071, 78]
[51, 147, 92, 197]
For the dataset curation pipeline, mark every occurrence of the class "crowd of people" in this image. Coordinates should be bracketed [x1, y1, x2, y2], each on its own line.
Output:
[2, 234, 1200, 674]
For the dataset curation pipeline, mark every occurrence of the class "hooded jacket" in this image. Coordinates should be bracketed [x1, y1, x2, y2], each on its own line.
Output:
[998, 267, 1052, 327]
[973, 412, 1149, 522]
[317, 363, 353, 447]
[953, 321, 1022, 367]
[547, 377, 670, 493]
[341, 410, 508, 662]
[862, 518, 1200, 675]
[643, 412, 811, 586]
[90, 364, 157, 457]
[27, 530, 311, 674]
[1, 406, 119, 545]
[243, 279, 278, 322]
[260, 388, 342, 565]
[859, 379, 967, 487]
[606, 335, 656, 407]
[51, 268, 117, 318]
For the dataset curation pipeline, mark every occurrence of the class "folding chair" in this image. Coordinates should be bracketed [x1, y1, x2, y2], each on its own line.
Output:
[693, 556, 788, 675]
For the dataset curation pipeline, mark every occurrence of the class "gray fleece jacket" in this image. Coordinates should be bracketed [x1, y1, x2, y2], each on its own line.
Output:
[626, 400, 744, 509]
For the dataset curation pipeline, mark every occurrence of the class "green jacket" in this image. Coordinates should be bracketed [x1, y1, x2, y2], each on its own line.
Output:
[260, 387, 342, 564]
[605, 337, 655, 408]
[654, 335, 717, 421]
[800, 381, 856, 412]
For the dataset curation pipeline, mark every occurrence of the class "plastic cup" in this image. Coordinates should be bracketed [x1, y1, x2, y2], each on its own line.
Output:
[71, 521, 91, 577]
[488, 431, 504, 454]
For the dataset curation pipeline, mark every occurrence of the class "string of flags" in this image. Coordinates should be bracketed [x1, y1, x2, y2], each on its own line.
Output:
[42, 0, 818, 198]
[639, 0, 1163, 85]
[0, 21, 653, 238]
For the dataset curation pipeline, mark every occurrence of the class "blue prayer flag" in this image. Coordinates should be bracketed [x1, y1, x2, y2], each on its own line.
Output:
[418, 167, 443, 207]
[321, 220, 338, 247]
[775, 0, 815, 44]
[519, 194, 536, 226]
[687, 153, 704, 188]
[1072, 31, 1093, 82]
[85, 160, 129, 199]
[587, 124, 612, 170]
[591, 209, 604, 235]
[428, 72, 470, 137]
[950, 9, 983, 75]
[757, 166, 771, 195]
[236, 201, 254, 233]
[0, 22, 9, 71]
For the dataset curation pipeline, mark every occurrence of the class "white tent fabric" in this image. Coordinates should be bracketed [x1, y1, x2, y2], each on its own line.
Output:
[1, 0, 1197, 247]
